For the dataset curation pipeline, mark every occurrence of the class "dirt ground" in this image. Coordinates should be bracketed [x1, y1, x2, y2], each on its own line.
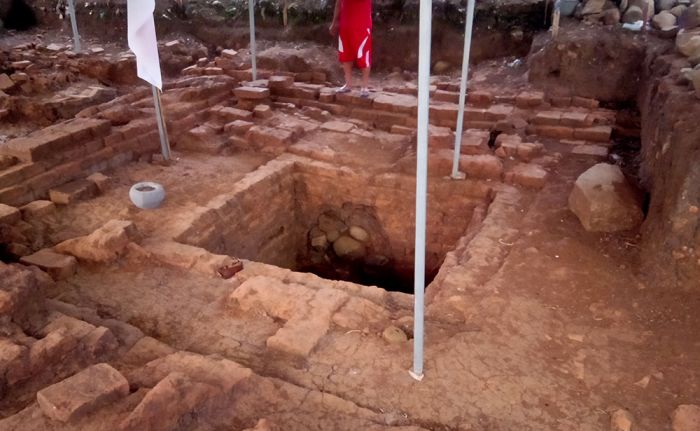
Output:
[0, 14, 699, 431]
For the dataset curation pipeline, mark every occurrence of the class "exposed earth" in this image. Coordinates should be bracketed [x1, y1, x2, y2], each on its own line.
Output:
[0, 1, 699, 431]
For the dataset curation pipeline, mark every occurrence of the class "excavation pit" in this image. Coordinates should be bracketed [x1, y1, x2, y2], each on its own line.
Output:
[176, 157, 492, 293]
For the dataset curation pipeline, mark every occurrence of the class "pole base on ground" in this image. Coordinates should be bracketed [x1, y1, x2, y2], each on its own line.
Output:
[450, 171, 466, 181]
[408, 369, 425, 382]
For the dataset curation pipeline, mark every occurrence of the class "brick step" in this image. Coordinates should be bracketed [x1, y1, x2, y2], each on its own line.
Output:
[0, 118, 111, 162]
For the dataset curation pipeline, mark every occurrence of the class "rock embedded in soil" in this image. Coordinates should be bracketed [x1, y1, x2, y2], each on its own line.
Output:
[349, 226, 370, 242]
[568, 163, 644, 232]
[333, 235, 365, 260]
[671, 405, 700, 431]
[676, 29, 700, 58]
[382, 326, 408, 344]
[611, 409, 634, 431]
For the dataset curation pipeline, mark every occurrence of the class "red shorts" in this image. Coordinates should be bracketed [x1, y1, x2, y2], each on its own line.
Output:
[338, 27, 372, 69]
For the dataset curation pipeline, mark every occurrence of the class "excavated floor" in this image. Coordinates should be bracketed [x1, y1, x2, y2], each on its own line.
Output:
[0, 32, 698, 431]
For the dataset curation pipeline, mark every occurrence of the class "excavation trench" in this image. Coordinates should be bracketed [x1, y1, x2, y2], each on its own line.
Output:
[176, 158, 491, 293]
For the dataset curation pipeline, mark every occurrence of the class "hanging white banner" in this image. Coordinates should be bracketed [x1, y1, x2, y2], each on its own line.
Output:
[127, 0, 162, 90]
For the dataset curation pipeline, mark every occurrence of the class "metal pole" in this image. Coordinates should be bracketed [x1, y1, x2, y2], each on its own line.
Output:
[410, 0, 432, 382]
[151, 86, 171, 161]
[451, 0, 476, 180]
[67, 0, 82, 52]
[248, 0, 257, 80]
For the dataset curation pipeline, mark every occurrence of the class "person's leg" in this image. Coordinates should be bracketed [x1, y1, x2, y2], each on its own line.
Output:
[357, 29, 372, 97]
[361, 67, 370, 90]
[342, 61, 354, 89]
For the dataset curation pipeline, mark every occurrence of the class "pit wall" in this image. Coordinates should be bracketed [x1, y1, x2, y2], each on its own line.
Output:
[175, 159, 302, 269]
[528, 27, 699, 290]
[637, 53, 700, 290]
[175, 156, 492, 278]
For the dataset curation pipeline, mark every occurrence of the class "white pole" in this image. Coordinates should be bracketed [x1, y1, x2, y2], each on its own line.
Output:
[451, 0, 476, 180]
[410, 0, 432, 382]
[151, 86, 171, 160]
[67, 0, 82, 52]
[248, 0, 257, 80]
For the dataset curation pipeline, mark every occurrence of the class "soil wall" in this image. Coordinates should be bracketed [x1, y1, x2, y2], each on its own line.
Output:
[528, 26, 699, 290]
[23, 0, 547, 71]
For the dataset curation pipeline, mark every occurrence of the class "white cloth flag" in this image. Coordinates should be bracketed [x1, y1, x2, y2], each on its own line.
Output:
[127, 0, 162, 90]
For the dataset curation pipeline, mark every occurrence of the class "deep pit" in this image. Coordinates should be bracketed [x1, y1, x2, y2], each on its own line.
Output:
[176, 158, 490, 293]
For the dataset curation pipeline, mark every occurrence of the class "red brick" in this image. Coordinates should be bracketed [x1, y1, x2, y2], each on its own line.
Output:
[515, 91, 545, 108]
[571, 96, 599, 109]
[336, 91, 373, 107]
[224, 120, 254, 135]
[20, 249, 77, 280]
[573, 125, 612, 142]
[233, 86, 270, 100]
[548, 96, 572, 107]
[430, 104, 458, 122]
[49, 179, 97, 205]
[433, 90, 459, 103]
[36, 363, 128, 422]
[468, 90, 494, 107]
[268, 75, 294, 91]
[530, 125, 575, 140]
[560, 111, 591, 127]
[373, 93, 417, 114]
[0, 203, 20, 224]
[246, 126, 294, 148]
[505, 163, 548, 189]
[531, 111, 562, 126]
[484, 105, 514, 121]
[459, 155, 503, 180]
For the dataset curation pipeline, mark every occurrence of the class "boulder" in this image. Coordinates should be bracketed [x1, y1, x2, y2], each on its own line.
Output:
[676, 28, 700, 58]
[349, 226, 370, 242]
[679, 4, 700, 29]
[672, 405, 700, 431]
[604, 7, 622, 23]
[433, 61, 451, 74]
[656, 0, 677, 10]
[54, 220, 137, 263]
[583, 0, 607, 15]
[382, 326, 408, 344]
[653, 10, 678, 27]
[623, 5, 645, 22]
[568, 163, 644, 232]
[670, 4, 687, 16]
[332, 236, 365, 260]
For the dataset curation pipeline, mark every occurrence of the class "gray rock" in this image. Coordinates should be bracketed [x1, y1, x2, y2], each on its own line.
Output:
[670, 4, 688, 16]
[679, 3, 700, 28]
[568, 163, 644, 232]
[656, 0, 677, 10]
[623, 5, 645, 22]
[652, 10, 678, 27]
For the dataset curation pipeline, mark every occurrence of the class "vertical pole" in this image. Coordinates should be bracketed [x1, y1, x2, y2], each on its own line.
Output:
[152, 86, 171, 161]
[451, 0, 476, 180]
[67, 0, 82, 52]
[552, 0, 561, 38]
[248, 0, 257, 80]
[410, 0, 432, 382]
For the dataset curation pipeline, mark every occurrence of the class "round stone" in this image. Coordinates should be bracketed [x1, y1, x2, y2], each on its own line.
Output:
[349, 226, 370, 242]
[382, 326, 408, 344]
[652, 10, 677, 28]
[332, 236, 365, 260]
